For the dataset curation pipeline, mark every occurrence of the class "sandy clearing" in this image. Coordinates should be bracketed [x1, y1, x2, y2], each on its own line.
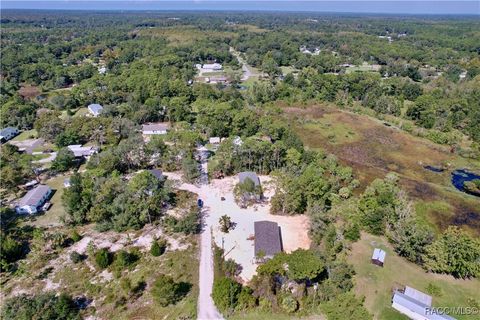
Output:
[164, 172, 311, 283]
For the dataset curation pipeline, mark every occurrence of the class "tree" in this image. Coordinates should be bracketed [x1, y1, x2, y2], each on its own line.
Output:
[285, 249, 325, 281]
[212, 277, 242, 312]
[150, 239, 167, 257]
[219, 215, 233, 233]
[388, 218, 434, 264]
[321, 292, 371, 320]
[95, 248, 112, 269]
[423, 226, 480, 278]
[151, 274, 190, 307]
[181, 156, 200, 182]
[34, 111, 65, 141]
[51, 148, 76, 172]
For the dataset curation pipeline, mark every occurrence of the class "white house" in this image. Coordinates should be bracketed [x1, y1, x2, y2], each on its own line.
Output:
[201, 63, 222, 71]
[0, 127, 19, 142]
[142, 123, 171, 135]
[209, 137, 221, 144]
[87, 104, 103, 117]
[67, 145, 98, 158]
[15, 185, 52, 214]
[392, 286, 454, 320]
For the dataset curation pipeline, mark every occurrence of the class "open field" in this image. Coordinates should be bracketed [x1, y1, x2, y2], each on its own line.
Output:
[345, 63, 381, 74]
[135, 26, 235, 45]
[348, 233, 480, 320]
[285, 105, 480, 235]
[11, 129, 37, 142]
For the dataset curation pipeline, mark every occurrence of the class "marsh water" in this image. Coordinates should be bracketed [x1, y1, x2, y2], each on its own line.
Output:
[451, 169, 480, 197]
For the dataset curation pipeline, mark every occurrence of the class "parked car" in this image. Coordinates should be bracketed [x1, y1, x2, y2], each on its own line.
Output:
[42, 202, 52, 211]
[197, 199, 204, 208]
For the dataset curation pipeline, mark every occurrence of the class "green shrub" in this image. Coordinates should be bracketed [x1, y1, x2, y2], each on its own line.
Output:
[70, 230, 82, 243]
[114, 249, 140, 270]
[280, 294, 298, 313]
[151, 274, 190, 307]
[150, 239, 167, 257]
[2, 293, 80, 320]
[212, 277, 242, 312]
[236, 287, 257, 310]
[70, 251, 83, 264]
[95, 248, 112, 269]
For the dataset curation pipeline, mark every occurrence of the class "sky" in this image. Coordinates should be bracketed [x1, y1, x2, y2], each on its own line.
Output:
[1, 1, 479, 15]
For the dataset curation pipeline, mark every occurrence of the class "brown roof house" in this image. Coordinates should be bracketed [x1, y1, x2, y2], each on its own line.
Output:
[254, 221, 283, 263]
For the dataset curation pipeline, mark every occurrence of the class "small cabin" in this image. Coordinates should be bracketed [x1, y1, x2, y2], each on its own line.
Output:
[371, 248, 386, 267]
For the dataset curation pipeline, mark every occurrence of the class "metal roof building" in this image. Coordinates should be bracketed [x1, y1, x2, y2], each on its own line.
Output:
[254, 221, 282, 261]
[87, 103, 103, 117]
[16, 185, 52, 214]
[239, 171, 260, 187]
[392, 290, 455, 320]
[372, 248, 386, 267]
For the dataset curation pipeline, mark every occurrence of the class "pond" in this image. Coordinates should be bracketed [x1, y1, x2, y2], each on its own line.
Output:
[424, 165, 444, 173]
[451, 169, 480, 197]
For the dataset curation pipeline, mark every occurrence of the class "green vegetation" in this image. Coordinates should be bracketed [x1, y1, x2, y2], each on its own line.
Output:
[150, 239, 168, 256]
[151, 274, 191, 307]
[1, 10, 479, 320]
[2, 293, 80, 320]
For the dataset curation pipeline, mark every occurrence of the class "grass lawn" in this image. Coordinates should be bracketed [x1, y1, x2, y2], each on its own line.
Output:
[73, 107, 89, 118]
[348, 233, 480, 320]
[11, 129, 37, 141]
[280, 66, 298, 75]
[345, 63, 381, 74]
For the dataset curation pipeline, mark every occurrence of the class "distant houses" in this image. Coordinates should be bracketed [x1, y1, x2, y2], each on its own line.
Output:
[254, 220, 282, 263]
[87, 103, 103, 117]
[209, 137, 221, 145]
[371, 248, 386, 267]
[206, 76, 229, 84]
[196, 63, 223, 71]
[142, 123, 170, 135]
[15, 185, 52, 214]
[0, 127, 19, 142]
[392, 286, 455, 320]
[67, 145, 98, 158]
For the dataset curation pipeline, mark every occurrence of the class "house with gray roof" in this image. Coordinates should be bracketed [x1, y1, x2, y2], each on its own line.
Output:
[392, 286, 455, 320]
[15, 185, 52, 214]
[239, 172, 260, 187]
[67, 144, 98, 158]
[0, 127, 19, 142]
[87, 103, 103, 117]
[254, 221, 282, 263]
[142, 123, 171, 135]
